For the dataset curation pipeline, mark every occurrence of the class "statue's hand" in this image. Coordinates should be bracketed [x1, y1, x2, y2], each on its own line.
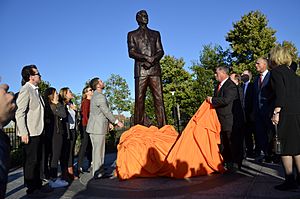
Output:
[143, 62, 152, 70]
[145, 56, 155, 63]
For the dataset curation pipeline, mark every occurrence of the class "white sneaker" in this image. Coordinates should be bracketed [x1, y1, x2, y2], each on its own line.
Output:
[49, 178, 69, 188]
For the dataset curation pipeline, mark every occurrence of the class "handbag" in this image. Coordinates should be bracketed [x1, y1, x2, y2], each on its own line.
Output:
[273, 124, 282, 154]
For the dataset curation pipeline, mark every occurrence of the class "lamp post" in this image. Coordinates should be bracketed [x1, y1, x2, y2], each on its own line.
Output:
[170, 91, 180, 133]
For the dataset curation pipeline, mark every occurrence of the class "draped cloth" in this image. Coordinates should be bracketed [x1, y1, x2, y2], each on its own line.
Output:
[116, 101, 225, 180]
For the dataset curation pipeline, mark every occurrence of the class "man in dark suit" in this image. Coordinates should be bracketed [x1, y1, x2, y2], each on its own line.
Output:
[127, 10, 167, 128]
[253, 58, 275, 162]
[241, 70, 256, 158]
[206, 66, 238, 169]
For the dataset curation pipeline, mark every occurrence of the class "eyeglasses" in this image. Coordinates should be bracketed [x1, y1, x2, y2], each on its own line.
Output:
[32, 73, 41, 77]
[86, 89, 92, 92]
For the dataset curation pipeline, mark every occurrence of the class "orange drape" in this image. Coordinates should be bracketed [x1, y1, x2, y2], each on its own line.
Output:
[116, 101, 225, 180]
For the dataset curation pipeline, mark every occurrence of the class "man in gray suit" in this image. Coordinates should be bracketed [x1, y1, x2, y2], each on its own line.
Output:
[15, 65, 52, 195]
[86, 77, 123, 178]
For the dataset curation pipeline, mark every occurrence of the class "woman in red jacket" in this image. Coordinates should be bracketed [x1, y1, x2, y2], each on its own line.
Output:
[77, 86, 93, 173]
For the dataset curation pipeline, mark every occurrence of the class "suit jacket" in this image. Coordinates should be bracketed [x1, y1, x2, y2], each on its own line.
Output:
[86, 91, 116, 135]
[212, 78, 238, 132]
[253, 71, 274, 117]
[127, 27, 164, 78]
[15, 82, 44, 137]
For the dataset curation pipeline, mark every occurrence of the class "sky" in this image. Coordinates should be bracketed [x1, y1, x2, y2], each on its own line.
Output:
[1, 0, 300, 99]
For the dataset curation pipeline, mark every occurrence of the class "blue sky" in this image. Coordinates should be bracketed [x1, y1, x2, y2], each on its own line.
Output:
[1, 0, 299, 99]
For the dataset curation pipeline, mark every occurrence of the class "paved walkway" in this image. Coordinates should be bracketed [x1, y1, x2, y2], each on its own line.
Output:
[5, 153, 300, 199]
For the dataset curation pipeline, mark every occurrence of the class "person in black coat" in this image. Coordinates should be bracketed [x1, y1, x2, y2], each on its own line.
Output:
[269, 46, 300, 191]
[230, 73, 246, 168]
[241, 70, 256, 158]
[206, 66, 238, 170]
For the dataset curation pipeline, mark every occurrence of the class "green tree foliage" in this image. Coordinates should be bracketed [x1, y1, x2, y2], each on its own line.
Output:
[190, 44, 226, 103]
[72, 93, 82, 107]
[190, 64, 215, 103]
[198, 43, 232, 70]
[105, 74, 132, 116]
[226, 10, 277, 74]
[38, 80, 50, 97]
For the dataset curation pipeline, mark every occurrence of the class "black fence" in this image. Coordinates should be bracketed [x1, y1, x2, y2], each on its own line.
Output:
[4, 117, 132, 152]
[4, 127, 20, 152]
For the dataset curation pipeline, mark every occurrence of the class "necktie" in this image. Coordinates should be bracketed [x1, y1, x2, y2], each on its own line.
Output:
[217, 83, 221, 92]
[259, 74, 263, 88]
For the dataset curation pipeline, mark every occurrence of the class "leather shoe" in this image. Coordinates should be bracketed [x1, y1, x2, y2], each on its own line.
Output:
[26, 188, 50, 198]
[274, 181, 298, 191]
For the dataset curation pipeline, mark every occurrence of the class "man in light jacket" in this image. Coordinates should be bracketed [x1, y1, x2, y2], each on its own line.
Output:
[86, 77, 123, 178]
[15, 65, 52, 195]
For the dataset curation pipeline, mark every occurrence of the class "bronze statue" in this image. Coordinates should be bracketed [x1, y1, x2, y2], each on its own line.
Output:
[127, 10, 167, 128]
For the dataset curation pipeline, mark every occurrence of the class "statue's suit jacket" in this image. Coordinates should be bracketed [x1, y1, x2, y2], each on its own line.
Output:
[15, 82, 44, 137]
[127, 27, 164, 78]
[86, 91, 116, 135]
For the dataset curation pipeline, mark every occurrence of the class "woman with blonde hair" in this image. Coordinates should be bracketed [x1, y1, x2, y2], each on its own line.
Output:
[270, 45, 300, 190]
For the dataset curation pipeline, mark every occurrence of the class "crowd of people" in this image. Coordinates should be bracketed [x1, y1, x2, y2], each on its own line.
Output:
[0, 45, 300, 197]
[206, 46, 300, 191]
[0, 64, 123, 197]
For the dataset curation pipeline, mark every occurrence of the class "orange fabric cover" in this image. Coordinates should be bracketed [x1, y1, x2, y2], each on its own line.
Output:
[116, 101, 225, 180]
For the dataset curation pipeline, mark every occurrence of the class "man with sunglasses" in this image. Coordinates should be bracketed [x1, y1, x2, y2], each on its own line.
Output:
[15, 65, 52, 196]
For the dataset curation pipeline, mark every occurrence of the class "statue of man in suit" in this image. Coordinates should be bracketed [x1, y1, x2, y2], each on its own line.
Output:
[127, 10, 167, 128]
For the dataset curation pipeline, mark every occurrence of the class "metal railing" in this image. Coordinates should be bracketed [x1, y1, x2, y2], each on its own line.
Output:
[4, 126, 21, 152]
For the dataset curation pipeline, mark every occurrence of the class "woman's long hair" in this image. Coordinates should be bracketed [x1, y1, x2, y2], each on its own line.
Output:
[59, 87, 70, 105]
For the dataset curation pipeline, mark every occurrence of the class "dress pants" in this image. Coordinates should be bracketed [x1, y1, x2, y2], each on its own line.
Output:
[23, 135, 43, 191]
[0, 130, 10, 198]
[220, 130, 234, 164]
[255, 112, 274, 157]
[244, 121, 255, 156]
[49, 132, 63, 178]
[134, 76, 166, 128]
[89, 133, 106, 177]
[78, 126, 92, 169]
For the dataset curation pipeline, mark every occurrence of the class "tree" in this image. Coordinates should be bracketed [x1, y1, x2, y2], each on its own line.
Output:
[191, 44, 225, 102]
[105, 74, 132, 116]
[198, 43, 232, 71]
[38, 80, 50, 97]
[226, 10, 277, 74]
[190, 65, 215, 102]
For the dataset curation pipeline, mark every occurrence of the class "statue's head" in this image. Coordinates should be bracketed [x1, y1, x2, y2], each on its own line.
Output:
[136, 10, 148, 25]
